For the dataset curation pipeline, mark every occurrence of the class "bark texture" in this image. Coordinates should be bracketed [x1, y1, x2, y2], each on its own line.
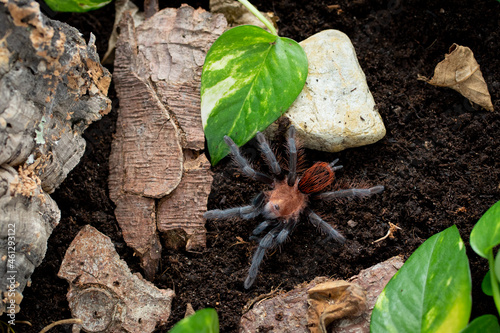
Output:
[239, 256, 403, 332]
[58, 225, 175, 333]
[0, 0, 111, 314]
[110, 5, 226, 278]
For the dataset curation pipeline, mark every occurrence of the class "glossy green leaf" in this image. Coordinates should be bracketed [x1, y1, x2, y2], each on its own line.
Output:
[201, 25, 308, 165]
[461, 315, 500, 333]
[371, 225, 472, 333]
[44, 0, 112, 12]
[482, 270, 494, 296]
[168, 308, 219, 333]
[470, 201, 500, 259]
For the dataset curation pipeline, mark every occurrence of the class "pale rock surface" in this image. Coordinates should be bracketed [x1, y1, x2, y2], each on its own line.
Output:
[266, 30, 386, 152]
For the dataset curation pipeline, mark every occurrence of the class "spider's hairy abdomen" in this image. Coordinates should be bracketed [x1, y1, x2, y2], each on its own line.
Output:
[265, 180, 307, 219]
[298, 162, 335, 194]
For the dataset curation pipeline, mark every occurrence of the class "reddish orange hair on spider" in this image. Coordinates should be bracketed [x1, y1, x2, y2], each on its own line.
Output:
[298, 162, 335, 194]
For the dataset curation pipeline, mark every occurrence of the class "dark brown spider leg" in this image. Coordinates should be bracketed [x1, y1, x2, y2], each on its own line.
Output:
[255, 132, 281, 175]
[244, 225, 282, 289]
[224, 136, 273, 185]
[316, 185, 385, 200]
[307, 209, 346, 243]
[276, 218, 298, 244]
[287, 126, 297, 186]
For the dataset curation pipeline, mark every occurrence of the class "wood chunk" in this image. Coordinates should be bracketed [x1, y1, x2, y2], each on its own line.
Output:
[110, 12, 183, 200]
[240, 277, 328, 333]
[58, 225, 174, 333]
[113, 194, 161, 280]
[157, 154, 213, 250]
[135, 5, 227, 150]
[110, 5, 224, 274]
[0, 0, 110, 315]
[239, 256, 403, 332]
[0, 0, 111, 192]
[0, 165, 60, 315]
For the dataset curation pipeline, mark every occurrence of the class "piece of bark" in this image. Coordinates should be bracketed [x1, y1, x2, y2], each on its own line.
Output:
[420, 44, 494, 111]
[307, 281, 366, 333]
[240, 277, 329, 333]
[58, 225, 174, 333]
[113, 194, 161, 280]
[101, 0, 144, 65]
[110, 12, 183, 199]
[239, 256, 404, 332]
[110, 5, 225, 276]
[0, 164, 60, 316]
[0, 0, 111, 315]
[158, 153, 213, 250]
[136, 5, 227, 150]
[0, 0, 111, 192]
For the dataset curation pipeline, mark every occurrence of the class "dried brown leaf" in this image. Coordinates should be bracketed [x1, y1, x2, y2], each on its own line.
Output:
[423, 44, 493, 111]
[307, 281, 367, 333]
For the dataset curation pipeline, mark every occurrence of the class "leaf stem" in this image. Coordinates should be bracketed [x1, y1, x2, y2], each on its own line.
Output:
[488, 251, 500, 315]
[237, 0, 277, 36]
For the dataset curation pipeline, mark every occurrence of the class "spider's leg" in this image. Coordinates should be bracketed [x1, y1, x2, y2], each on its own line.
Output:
[287, 126, 297, 186]
[204, 192, 266, 220]
[224, 136, 273, 185]
[307, 209, 345, 243]
[244, 225, 282, 289]
[329, 158, 343, 171]
[252, 221, 271, 236]
[275, 218, 298, 244]
[316, 185, 384, 201]
[204, 204, 262, 220]
[255, 132, 281, 175]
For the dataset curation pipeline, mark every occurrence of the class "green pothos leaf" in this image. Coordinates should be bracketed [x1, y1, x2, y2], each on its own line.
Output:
[470, 200, 500, 259]
[371, 225, 472, 333]
[44, 0, 112, 12]
[460, 315, 500, 333]
[201, 25, 308, 165]
[168, 308, 219, 333]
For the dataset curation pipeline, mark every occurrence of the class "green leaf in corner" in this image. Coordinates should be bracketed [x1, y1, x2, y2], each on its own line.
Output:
[44, 0, 112, 12]
[371, 225, 472, 333]
[482, 270, 494, 297]
[471, 200, 500, 259]
[168, 308, 219, 333]
[460, 315, 500, 333]
[201, 25, 308, 165]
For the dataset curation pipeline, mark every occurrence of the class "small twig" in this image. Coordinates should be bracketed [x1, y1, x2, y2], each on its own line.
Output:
[39, 319, 82, 333]
[372, 222, 402, 244]
[242, 283, 282, 313]
[225, 236, 249, 253]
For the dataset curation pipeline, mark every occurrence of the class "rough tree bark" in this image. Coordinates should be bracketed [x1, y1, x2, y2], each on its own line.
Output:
[58, 225, 175, 333]
[109, 5, 226, 279]
[0, 0, 111, 315]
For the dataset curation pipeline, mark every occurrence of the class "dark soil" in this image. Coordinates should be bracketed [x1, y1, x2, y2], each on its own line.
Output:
[11, 0, 500, 332]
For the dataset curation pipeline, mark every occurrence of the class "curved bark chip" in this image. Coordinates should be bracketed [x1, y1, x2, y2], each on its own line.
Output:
[109, 5, 226, 277]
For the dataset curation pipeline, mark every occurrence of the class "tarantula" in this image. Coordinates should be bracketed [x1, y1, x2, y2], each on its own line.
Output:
[204, 126, 384, 289]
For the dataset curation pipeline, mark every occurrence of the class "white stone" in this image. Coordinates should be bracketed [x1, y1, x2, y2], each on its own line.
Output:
[267, 30, 386, 152]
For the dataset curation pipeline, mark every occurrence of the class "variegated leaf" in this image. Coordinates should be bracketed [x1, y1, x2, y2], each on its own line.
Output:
[201, 25, 307, 165]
